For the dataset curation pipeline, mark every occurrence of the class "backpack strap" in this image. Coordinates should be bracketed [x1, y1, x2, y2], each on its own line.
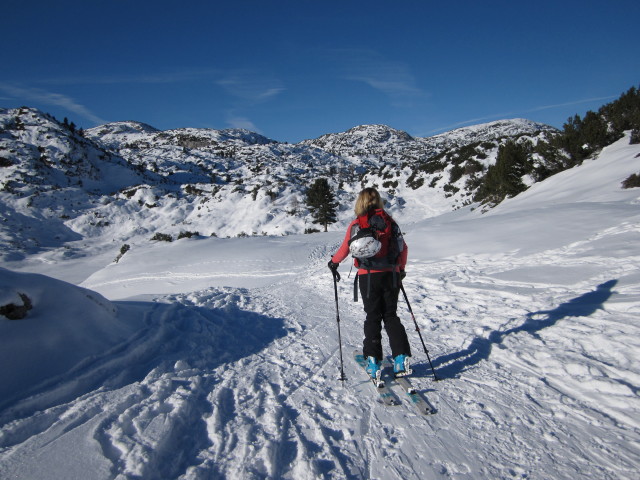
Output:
[357, 214, 370, 229]
[353, 274, 359, 302]
[353, 270, 372, 302]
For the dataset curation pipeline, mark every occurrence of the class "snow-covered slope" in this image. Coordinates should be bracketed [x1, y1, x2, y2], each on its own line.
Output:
[0, 108, 150, 259]
[1, 132, 639, 479]
[1, 107, 557, 264]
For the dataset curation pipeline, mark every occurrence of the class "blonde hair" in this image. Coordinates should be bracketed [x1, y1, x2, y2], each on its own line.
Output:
[354, 187, 384, 216]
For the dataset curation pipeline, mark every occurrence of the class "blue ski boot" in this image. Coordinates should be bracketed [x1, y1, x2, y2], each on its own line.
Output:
[393, 354, 412, 377]
[365, 357, 383, 386]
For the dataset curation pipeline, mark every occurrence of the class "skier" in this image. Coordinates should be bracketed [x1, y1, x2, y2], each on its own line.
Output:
[328, 187, 412, 382]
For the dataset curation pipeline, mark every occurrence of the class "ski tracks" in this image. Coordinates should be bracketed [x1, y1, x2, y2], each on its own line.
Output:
[167, 266, 454, 480]
[181, 275, 371, 480]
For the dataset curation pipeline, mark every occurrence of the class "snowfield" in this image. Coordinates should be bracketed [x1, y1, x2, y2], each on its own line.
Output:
[1, 134, 640, 479]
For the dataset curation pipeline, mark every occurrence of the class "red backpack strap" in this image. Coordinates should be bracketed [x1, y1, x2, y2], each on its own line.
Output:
[357, 213, 370, 229]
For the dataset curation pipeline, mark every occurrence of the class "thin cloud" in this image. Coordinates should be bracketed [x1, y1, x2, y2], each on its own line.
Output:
[216, 71, 284, 135]
[0, 83, 107, 124]
[217, 73, 285, 103]
[529, 95, 618, 112]
[348, 74, 424, 99]
[337, 48, 427, 105]
[257, 87, 286, 101]
[37, 69, 287, 104]
[225, 115, 261, 133]
[428, 95, 620, 134]
[430, 112, 516, 134]
[39, 69, 222, 86]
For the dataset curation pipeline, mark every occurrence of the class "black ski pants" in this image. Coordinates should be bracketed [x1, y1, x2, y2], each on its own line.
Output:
[359, 271, 411, 361]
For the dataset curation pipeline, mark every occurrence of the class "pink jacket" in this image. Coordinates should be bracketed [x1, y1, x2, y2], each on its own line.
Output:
[331, 218, 408, 274]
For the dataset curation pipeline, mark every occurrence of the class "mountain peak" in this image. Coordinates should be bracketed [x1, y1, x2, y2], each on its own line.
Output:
[343, 124, 414, 141]
[433, 118, 558, 142]
[301, 124, 414, 156]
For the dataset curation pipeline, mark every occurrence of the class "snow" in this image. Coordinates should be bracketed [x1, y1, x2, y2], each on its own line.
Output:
[1, 134, 640, 479]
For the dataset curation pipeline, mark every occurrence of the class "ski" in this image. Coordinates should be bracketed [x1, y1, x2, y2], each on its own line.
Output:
[353, 350, 401, 406]
[385, 358, 437, 415]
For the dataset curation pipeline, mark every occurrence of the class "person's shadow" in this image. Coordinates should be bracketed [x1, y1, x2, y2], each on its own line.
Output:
[431, 280, 618, 380]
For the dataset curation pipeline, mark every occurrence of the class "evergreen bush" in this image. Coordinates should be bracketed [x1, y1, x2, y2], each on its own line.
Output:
[151, 233, 173, 242]
[114, 244, 130, 263]
[622, 173, 640, 189]
[178, 231, 199, 239]
[448, 165, 465, 184]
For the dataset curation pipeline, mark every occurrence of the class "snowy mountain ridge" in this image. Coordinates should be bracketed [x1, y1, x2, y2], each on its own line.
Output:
[88, 121, 277, 150]
[303, 118, 555, 157]
[1, 106, 559, 263]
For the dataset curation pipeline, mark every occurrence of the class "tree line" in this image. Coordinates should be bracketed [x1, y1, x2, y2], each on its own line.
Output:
[474, 85, 640, 206]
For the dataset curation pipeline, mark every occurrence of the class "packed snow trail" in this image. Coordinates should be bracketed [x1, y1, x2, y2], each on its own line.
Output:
[2, 231, 639, 479]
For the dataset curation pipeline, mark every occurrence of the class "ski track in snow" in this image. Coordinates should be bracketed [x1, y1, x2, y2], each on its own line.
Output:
[2, 224, 640, 480]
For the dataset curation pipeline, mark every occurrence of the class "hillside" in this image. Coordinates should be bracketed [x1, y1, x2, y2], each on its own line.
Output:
[1, 107, 556, 264]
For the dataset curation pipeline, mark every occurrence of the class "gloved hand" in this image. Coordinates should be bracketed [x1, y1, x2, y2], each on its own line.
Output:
[400, 270, 406, 281]
[328, 260, 341, 282]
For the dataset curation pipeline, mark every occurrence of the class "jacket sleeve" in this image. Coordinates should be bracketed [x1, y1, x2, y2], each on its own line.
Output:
[331, 220, 355, 264]
[399, 239, 408, 271]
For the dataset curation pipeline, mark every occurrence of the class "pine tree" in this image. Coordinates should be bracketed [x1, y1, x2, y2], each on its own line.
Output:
[474, 141, 531, 206]
[305, 178, 338, 232]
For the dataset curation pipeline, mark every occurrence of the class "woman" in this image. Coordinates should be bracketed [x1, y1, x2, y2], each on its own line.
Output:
[328, 187, 411, 382]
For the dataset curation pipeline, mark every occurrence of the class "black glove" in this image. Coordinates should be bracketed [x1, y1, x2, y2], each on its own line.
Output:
[400, 270, 406, 281]
[328, 260, 341, 282]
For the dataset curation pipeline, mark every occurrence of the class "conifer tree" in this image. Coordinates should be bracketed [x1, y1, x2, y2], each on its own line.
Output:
[474, 141, 530, 206]
[305, 178, 338, 232]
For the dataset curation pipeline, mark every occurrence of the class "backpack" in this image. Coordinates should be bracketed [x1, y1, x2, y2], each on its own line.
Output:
[347, 208, 404, 300]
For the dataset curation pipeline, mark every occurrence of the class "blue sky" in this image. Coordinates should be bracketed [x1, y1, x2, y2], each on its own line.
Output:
[2, 0, 638, 143]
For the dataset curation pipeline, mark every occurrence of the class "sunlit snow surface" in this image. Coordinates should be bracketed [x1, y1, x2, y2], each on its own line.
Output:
[1, 134, 639, 479]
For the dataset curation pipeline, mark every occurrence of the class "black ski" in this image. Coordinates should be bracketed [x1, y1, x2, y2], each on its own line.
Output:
[385, 358, 436, 415]
[353, 350, 401, 406]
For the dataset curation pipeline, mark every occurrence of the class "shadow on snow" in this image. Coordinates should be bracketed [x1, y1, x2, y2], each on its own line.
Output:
[426, 280, 618, 380]
[0, 300, 289, 479]
[1, 300, 288, 418]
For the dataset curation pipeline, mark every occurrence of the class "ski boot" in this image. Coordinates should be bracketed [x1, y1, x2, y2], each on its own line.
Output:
[393, 354, 412, 377]
[366, 356, 383, 387]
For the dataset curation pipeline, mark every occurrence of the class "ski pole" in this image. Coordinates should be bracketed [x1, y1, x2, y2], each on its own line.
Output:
[400, 283, 440, 381]
[333, 272, 347, 383]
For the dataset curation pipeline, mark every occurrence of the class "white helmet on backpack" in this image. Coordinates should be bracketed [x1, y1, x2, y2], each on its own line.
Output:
[349, 235, 381, 259]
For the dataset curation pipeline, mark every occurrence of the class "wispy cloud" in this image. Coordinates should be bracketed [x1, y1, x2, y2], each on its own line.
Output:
[527, 95, 618, 113]
[337, 49, 427, 106]
[348, 73, 424, 99]
[430, 112, 516, 134]
[225, 115, 261, 133]
[215, 71, 285, 135]
[428, 95, 620, 134]
[216, 73, 285, 103]
[39, 69, 222, 86]
[0, 83, 107, 124]
[36, 68, 287, 102]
